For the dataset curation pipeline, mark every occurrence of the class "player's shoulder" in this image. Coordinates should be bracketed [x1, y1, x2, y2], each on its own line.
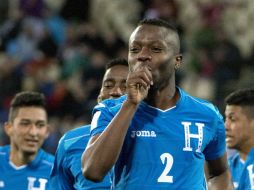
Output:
[0, 145, 9, 152]
[180, 88, 214, 108]
[40, 149, 54, 161]
[95, 95, 126, 110]
[0, 145, 9, 158]
[247, 147, 254, 160]
[92, 96, 126, 118]
[57, 125, 91, 153]
[228, 152, 241, 166]
[30, 149, 54, 169]
[180, 88, 221, 117]
[61, 125, 91, 142]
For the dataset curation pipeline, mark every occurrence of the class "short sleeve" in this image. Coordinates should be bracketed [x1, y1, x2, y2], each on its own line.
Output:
[90, 102, 115, 137]
[203, 113, 226, 161]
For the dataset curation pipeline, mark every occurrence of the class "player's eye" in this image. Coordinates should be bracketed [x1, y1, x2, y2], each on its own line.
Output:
[129, 47, 140, 53]
[20, 121, 31, 127]
[104, 82, 114, 89]
[151, 47, 162, 53]
[228, 115, 236, 122]
[35, 122, 47, 128]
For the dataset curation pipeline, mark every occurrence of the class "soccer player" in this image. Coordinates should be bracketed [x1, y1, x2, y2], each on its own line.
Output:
[225, 88, 254, 189]
[49, 58, 129, 189]
[82, 18, 233, 189]
[0, 91, 54, 190]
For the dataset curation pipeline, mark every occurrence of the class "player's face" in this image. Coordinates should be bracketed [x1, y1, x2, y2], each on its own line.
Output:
[224, 105, 253, 150]
[7, 107, 49, 155]
[128, 25, 181, 90]
[98, 65, 128, 101]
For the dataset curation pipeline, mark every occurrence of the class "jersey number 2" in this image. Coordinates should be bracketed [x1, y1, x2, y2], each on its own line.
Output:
[157, 153, 174, 183]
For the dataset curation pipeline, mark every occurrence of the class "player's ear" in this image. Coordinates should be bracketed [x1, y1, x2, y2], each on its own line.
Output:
[174, 54, 182, 70]
[4, 122, 13, 137]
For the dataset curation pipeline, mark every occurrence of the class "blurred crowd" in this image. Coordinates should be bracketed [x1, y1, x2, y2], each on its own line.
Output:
[0, 0, 253, 154]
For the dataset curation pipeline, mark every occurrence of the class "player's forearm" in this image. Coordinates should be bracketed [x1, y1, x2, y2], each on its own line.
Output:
[82, 100, 138, 182]
[207, 169, 233, 190]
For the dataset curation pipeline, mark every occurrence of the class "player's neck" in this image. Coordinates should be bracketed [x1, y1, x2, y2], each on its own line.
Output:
[145, 85, 179, 110]
[239, 151, 248, 161]
[239, 142, 254, 161]
[10, 147, 36, 166]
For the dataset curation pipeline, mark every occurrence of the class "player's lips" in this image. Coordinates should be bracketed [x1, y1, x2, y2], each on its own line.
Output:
[25, 139, 39, 145]
[226, 135, 234, 142]
[226, 133, 233, 138]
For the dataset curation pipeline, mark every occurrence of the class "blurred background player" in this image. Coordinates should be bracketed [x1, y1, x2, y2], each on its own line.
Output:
[0, 91, 54, 190]
[225, 88, 254, 189]
[49, 58, 128, 189]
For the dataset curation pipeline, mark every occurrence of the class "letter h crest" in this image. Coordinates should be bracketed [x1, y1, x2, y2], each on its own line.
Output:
[181, 122, 204, 153]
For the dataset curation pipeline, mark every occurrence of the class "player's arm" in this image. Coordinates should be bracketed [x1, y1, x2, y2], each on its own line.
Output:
[82, 64, 152, 182]
[81, 100, 138, 182]
[206, 153, 233, 190]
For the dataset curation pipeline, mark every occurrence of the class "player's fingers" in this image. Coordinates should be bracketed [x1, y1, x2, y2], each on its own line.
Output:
[133, 64, 153, 86]
[128, 76, 150, 89]
[142, 66, 153, 86]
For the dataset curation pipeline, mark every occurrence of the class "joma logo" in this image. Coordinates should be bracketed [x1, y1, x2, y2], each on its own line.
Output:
[131, 130, 157, 138]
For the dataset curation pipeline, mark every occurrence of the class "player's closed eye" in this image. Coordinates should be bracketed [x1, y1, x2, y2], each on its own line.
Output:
[227, 115, 236, 122]
[20, 121, 46, 128]
[151, 47, 162, 53]
[36, 122, 47, 128]
[104, 82, 115, 89]
[20, 121, 31, 127]
[129, 47, 140, 53]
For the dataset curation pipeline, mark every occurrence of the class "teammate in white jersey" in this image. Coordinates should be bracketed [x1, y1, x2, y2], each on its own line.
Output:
[0, 91, 54, 190]
[82, 18, 233, 190]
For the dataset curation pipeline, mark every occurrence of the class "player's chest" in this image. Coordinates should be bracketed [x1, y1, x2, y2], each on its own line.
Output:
[127, 115, 214, 155]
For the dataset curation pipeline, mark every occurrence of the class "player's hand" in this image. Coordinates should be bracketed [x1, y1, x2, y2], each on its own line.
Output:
[126, 63, 153, 105]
